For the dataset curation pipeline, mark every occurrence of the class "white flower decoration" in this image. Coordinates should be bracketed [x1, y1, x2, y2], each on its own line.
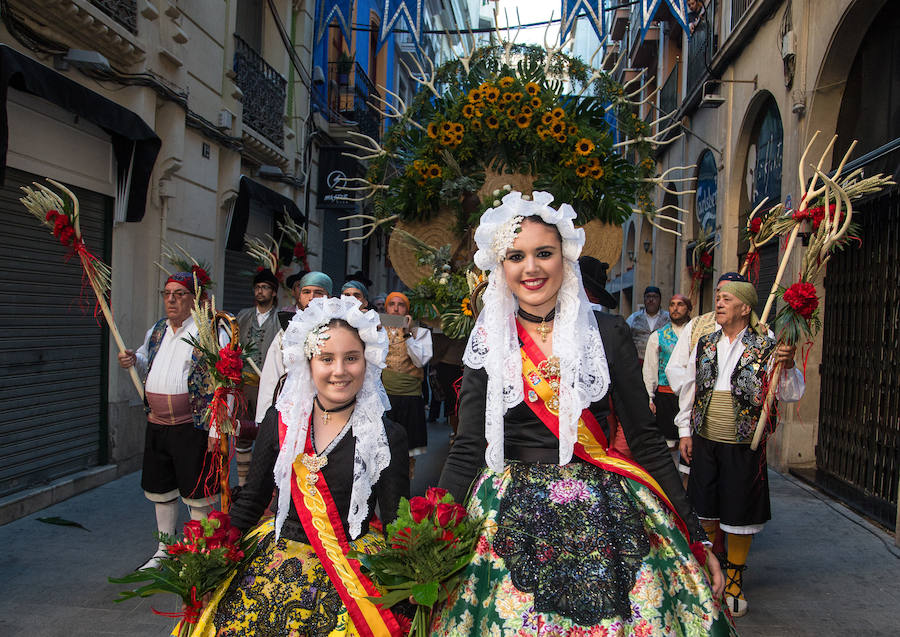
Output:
[303, 325, 331, 359]
[473, 190, 586, 272]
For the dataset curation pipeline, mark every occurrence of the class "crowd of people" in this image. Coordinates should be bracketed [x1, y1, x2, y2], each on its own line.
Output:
[115, 190, 803, 635]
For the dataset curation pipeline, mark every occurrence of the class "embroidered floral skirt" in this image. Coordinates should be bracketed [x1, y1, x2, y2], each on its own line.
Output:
[430, 462, 738, 636]
[184, 518, 384, 637]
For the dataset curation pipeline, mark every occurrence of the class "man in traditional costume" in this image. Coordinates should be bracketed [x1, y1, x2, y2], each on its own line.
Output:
[256, 271, 333, 422]
[665, 271, 747, 394]
[626, 286, 668, 363]
[382, 291, 433, 474]
[234, 268, 280, 486]
[675, 280, 804, 617]
[117, 272, 221, 569]
[642, 294, 692, 470]
[341, 279, 369, 309]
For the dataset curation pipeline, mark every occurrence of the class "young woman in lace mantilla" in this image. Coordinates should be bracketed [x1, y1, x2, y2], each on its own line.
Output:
[432, 191, 738, 636]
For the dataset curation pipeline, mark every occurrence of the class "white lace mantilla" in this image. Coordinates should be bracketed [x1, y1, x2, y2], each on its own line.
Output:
[464, 190, 611, 471]
[273, 296, 392, 540]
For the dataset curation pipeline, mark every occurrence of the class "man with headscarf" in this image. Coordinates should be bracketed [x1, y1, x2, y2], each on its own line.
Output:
[666, 271, 748, 394]
[382, 292, 433, 476]
[626, 286, 668, 363]
[642, 294, 692, 466]
[341, 280, 369, 309]
[256, 271, 333, 422]
[117, 272, 222, 569]
[234, 268, 280, 486]
[674, 280, 804, 617]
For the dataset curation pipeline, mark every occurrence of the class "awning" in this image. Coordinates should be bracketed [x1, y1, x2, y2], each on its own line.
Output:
[226, 176, 305, 250]
[0, 45, 160, 222]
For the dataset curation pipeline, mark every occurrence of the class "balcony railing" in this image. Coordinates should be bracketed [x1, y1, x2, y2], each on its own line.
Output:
[233, 35, 287, 148]
[731, 0, 754, 29]
[327, 60, 382, 142]
[686, 2, 715, 98]
[659, 62, 679, 128]
[90, 0, 137, 34]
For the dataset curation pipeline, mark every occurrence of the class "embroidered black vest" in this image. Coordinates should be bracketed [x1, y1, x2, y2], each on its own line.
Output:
[144, 318, 213, 429]
[691, 329, 776, 442]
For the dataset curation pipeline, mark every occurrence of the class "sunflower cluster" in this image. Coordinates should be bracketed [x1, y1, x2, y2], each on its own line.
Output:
[367, 44, 656, 226]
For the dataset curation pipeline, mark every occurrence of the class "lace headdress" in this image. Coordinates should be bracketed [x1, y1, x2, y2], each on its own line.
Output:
[273, 295, 391, 539]
[465, 190, 610, 471]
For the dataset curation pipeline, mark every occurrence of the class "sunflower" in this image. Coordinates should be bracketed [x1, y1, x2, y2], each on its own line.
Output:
[499, 92, 514, 105]
[486, 115, 499, 129]
[550, 107, 565, 120]
[441, 134, 456, 146]
[589, 157, 602, 168]
[483, 87, 499, 102]
[426, 123, 438, 139]
[428, 164, 442, 178]
[530, 97, 542, 109]
[462, 104, 475, 119]
[499, 76, 514, 88]
[590, 166, 604, 179]
[576, 164, 590, 178]
[568, 124, 578, 135]
[452, 122, 464, 134]
[537, 126, 550, 140]
[520, 105, 533, 116]
[479, 81, 492, 92]
[525, 81, 540, 95]
[541, 112, 554, 125]
[461, 297, 473, 316]
[575, 138, 595, 156]
[511, 92, 523, 102]
[454, 133, 463, 144]
[467, 88, 482, 102]
[441, 122, 453, 133]
[506, 106, 518, 119]
[550, 120, 565, 135]
[474, 107, 483, 118]
[555, 133, 568, 144]
[515, 113, 531, 128]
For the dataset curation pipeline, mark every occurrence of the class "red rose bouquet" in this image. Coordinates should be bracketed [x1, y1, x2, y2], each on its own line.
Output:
[109, 511, 258, 636]
[350, 487, 484, 636]
[773, 281, 822, 346]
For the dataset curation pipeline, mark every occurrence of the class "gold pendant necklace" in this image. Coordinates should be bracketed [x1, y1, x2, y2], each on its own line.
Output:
[518, 307, 556, 342]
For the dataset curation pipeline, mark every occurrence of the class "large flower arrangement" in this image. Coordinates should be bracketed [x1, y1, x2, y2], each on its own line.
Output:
[110, 511, 258, 636]
[367, 44, 657, 228]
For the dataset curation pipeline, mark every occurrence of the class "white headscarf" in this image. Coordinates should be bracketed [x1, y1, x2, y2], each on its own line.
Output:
[273, 296, 392, 540]
[464, 190, 610, 471]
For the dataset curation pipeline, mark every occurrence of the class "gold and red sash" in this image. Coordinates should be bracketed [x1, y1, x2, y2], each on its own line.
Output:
[278, 416, 402, 637]
[516, 322, 692, 543]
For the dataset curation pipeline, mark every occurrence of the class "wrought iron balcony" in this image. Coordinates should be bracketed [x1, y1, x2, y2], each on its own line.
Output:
[326, 60, 382, 142]
[90, 0, 137, 34]
[686, 5, 715, 99]
[659, 63, 679, 117]
[233, 35, 287, 148]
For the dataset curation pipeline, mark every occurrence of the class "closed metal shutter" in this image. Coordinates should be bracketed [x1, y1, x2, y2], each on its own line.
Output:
[222, 249, 258, 315]
[0, 167, 110, 497]
[754, 242, 779, 318]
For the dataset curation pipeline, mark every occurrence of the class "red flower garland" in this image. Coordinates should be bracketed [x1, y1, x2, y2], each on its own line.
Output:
[748, 217, 762, 235]
[783, 282, 818, 320]
[190, 265, 211, 290]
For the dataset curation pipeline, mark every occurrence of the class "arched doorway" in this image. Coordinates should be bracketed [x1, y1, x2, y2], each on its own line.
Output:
[813, 0, 900, 530]
[738, 95, 783, 317]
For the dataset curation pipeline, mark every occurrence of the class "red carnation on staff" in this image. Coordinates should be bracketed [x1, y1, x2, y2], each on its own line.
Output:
[783, 282, 818, 320]
[293, 242, 306, 259]
[749, 217, 762, 234]
[699, 251, 713, 268]
[215, 346, 244, 383]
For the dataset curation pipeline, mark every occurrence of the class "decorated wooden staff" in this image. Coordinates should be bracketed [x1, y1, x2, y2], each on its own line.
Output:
[749, 133, 895, 450]
[19, 179, 144, 400]
[184, 293, 253, 512]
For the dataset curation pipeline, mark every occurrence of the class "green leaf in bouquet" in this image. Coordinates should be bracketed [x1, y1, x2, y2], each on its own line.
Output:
[365, 587, 414, 607]
[411, 580, 440, 607]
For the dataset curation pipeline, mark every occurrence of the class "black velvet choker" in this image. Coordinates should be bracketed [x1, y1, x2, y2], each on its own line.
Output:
[516, 308, 556, 323]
